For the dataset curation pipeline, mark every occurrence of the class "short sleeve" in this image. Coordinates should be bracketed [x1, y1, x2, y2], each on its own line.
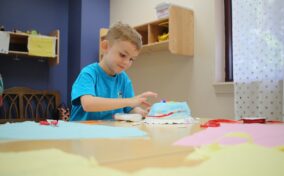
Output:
[71, 71, 96, 106]
[123, 79, 135, 113]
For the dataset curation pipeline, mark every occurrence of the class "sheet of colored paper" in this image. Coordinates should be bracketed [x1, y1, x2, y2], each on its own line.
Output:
[174, 124, 284, 147]
[1, 143, 284, 176]
[28, 35, 56, 57]
[0, 149, 127, 176]
[135, 143, 284, 176]
[0, 121, 147, 140]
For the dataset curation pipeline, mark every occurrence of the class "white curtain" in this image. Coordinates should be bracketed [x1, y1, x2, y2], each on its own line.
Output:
[233, 0, 284, 120]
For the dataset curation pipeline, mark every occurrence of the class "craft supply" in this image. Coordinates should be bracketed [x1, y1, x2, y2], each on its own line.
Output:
[241, 117, 266, 124]
[0, 121, 147, 140]
[114, 113, 143, 122]
[200, 119, 240, 128]
[145, 101, 193, 124]
[175, 123, 284, 147]
[39, 120, 58, 126]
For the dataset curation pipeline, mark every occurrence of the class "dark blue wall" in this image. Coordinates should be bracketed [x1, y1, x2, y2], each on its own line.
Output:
[0, 0, 69, 104]
[68, 0, 109, 106]
[0, 0, 110, 107]
[68, 0, 82, 107]
[81, 0, 109, 66]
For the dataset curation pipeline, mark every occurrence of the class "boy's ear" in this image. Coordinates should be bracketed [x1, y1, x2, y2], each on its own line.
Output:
[101, 40, 109, 52]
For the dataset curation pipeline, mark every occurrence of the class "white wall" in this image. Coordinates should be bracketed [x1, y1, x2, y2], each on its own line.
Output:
[110, 0, 234, 118]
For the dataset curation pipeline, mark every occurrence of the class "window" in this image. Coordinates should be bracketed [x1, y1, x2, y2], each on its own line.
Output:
[224, 0, 233, 82]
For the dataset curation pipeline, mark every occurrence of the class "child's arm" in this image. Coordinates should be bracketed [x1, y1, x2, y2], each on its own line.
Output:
[80, 91, 157, 112]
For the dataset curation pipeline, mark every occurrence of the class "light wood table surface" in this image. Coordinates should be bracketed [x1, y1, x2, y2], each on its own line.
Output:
[0, 119, 207, 172]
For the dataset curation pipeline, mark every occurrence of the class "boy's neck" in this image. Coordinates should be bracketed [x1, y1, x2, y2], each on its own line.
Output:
[98, 61, 116, 76]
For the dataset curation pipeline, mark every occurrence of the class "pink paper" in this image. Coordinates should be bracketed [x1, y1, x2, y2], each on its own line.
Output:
[174, 124, 284, 147]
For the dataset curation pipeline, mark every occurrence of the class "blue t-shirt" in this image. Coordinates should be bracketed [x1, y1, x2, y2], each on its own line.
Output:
[70, 63, 134, 121]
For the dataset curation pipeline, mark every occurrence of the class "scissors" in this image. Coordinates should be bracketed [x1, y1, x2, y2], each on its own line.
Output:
[200, 119, 240, 128]
[39, 120, 58, 126]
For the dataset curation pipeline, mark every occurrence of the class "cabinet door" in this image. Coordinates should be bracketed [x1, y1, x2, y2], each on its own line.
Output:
[169, 5, 194, 56]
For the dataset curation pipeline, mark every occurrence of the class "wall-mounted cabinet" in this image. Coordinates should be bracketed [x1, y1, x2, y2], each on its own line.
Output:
[99, 5, 193, 60]
[0, 30, 60, 66]
[137, 5, 194, 56]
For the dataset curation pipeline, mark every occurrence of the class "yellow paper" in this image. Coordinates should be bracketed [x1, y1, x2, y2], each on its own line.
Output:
[28, 35, 56, 57]
[136, 144, 284, 176]
[1, 144, 284, 176]
[0, 149, 128, 176]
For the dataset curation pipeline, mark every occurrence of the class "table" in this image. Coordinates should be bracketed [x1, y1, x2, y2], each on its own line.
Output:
[0, 119, 205, 172]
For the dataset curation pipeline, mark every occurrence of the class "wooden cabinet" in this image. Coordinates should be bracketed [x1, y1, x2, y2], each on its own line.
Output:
[1, 30, 60, 66]
[136, 5, 194, 56]
[99, 5, 194, 60]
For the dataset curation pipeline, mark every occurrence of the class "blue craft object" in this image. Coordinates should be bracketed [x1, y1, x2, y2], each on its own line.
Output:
[148, 101, 191, 118]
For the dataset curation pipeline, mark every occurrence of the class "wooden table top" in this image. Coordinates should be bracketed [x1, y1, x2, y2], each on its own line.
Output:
[0, 119, 207, 172]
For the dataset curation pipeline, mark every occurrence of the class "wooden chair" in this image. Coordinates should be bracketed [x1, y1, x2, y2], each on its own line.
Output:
[0, 87, 60, 123]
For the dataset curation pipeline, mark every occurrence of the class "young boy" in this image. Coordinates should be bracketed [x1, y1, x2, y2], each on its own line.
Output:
[70, 22, 157, 121]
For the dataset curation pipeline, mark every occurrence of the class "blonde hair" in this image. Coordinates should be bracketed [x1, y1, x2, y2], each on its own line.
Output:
[106, 22, 142, 50]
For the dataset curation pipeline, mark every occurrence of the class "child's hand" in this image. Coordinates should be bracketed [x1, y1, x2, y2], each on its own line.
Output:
[131, 107, 148, 117]
[131, 106, 152, 117]
[129, 91, 157, 107]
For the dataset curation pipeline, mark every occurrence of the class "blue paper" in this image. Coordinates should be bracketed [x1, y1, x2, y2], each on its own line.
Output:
[0, 121, 147, 140]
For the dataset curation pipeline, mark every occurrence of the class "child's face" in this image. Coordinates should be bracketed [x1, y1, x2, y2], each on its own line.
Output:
[102, 40, 139, 75]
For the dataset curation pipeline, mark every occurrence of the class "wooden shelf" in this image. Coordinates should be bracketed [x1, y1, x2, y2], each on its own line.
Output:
[140, 40, 169, 53]
[99, 5, 194, 59]
[1, 30, 60, 66]
[9, 51, 28, 55]
[49, 30, 60, 66]
[8, 51, 58, 59]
